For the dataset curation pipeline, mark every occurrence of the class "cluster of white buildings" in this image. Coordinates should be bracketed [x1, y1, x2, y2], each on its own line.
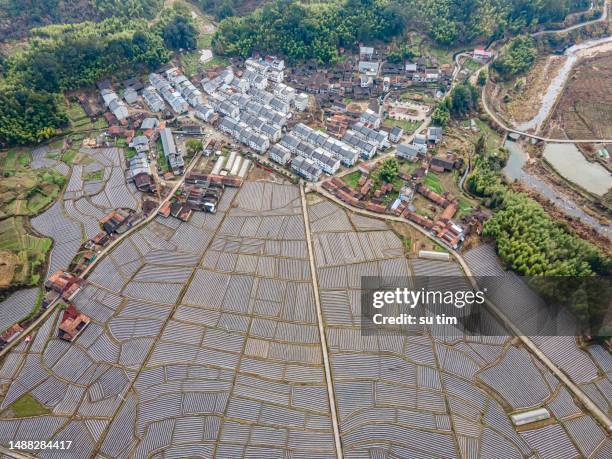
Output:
[291, 156, 322, 182]
[100, 88, 128, 120]
[165, 68, 204, 107]
[218, 116, 270, 154]
[280, 133, 340, 175]
[149, 73, 189, 114]
[200, 59, 311, 156]
[291, 123, 359, 167]
[142, 87, 166, 113]
[245, 57, 285, 84]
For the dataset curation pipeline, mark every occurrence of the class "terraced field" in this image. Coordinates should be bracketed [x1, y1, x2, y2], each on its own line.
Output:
[0, 182, 609, 458]
[307, 198, 610, 459]
[31, 147, 141, 279]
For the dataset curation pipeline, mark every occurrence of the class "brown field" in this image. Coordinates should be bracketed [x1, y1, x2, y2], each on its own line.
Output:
[0, 251, 18, 288]
[548, 51, 612, 142]
[488, 56, 566, 124]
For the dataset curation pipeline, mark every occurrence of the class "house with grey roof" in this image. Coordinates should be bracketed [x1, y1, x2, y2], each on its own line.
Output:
[108, 99, 129, 121]
[141, 117, 159, 131]
[129, 135, 149, 153]
[352, 122, 389, 149]
[291, 156, 321, 182]
[360, 109, 381, 129]
[396, 143, 420, 161]
[389, 126, 404, 143]
[160, 128, 184, 175]
[124, 88, 139, 105]
[142, 87, 165, 112]
[427, 126, 443, 144]
[358, 61, 379, 76]
[343, 131, 377, 160]
[195, 104, 216, 123]
[294, 93, 309, 111]
[268, 144, 291, 166]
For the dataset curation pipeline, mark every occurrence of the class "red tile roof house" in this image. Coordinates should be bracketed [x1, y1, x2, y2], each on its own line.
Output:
[58, 304, 91, 342]
[0, 324, 24, 345]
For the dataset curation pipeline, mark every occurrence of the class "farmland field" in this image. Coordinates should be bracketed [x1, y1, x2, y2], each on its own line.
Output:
[0, 217, 52, 291]
[548, 51, 612, 142]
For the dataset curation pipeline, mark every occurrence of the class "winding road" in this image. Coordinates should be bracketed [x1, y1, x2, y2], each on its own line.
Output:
[480, 0, 612, 142]
[531, 1, 608, 36]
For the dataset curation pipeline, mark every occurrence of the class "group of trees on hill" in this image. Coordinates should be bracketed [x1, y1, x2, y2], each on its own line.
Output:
[431, 82, 479, 127]
[0, 0, 163, 40]
[163, 15, 198, 50]
[213, 0, 407, 63]
[0, 86, 68, 145]
[10, 18, 169, 93]
[0, 7, 203, 145]
[213, 0, 592, 62]
[466, 143, 609, 278]
[484, 191, 610, 276]
[491, 35, 537, 79]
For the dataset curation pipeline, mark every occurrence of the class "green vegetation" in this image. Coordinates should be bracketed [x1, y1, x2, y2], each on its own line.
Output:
[450, 82, 479, 118]
[0, 0, 163, 41]
[431, 100, 451, 127]
[0, 217, 53, 290]
[214, 0, 589, 62]
[83, 170, 104, 182]
[163, 15, 198, 50]
[61, 148, 78, 165]
[214, 0, 407, 63]
[466, 136, 609, 278]
[484, 192, 609, 276]
[342, 171, 362, 189]
[491, 35, 537, 79]
[0, 87, 69, 146]
[431, 82, 479, 127]
[383, 118, 420, 135]
[377, 158, 399, 184]
[423, 172, 443, 194]
[477, 68, 488, 86]
[0, 149, 67, 218]
[9, 18, 169, 93]
[4, 394, 50, 418]
[185, 139, 203, 156]
[0, 12, 175, 147]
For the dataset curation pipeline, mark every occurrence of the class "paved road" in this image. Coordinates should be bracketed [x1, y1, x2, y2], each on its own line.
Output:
[531, 1, 608, 36]
[310, 185, 612, 433]
[299, 185, 343, 459]
[480, 0, 612, 143]
[0, 141, 208, 360]
[480, 83, 612, 143]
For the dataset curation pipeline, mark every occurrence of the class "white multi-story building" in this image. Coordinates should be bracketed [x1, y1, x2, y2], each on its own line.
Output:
[291, 156, 321, 181]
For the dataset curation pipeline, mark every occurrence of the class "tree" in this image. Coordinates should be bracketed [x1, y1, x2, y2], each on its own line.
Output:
[477, 68, 488, 86]
[185, 139, 203, 155]
[378, 158, 399, 183]
[0, 85, 68, 146]
[450, 82, 479, 117]
[163, 15, 197, 50]
[431, 99, 450, 127]
[492, 35, 536, 79]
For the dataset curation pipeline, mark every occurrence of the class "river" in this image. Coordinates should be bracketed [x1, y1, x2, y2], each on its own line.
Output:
[543, 143, 612, 196]
[515, 34, 612, 133]
[502, 139, 610, 237]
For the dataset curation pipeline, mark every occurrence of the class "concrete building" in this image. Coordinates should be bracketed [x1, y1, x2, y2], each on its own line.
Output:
[291, 156, 321, 181]
[160, 128, 185, 175]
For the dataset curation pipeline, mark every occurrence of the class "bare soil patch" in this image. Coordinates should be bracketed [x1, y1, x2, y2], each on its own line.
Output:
[0, 251, 18, 288]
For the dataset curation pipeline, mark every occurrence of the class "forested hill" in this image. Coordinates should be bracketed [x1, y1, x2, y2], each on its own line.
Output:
[0, 0, 163, 41]
[213, 0, 592, 63]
